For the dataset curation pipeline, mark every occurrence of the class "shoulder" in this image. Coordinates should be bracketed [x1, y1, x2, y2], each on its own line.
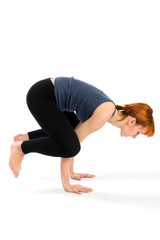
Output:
[87, 101, 116, 128]
[86, 102, 115, 133]
[93, 101, 116, 118]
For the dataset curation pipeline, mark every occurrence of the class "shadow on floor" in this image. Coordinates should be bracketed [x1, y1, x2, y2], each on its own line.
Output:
[34, 171, 160, 210]
[96, 171, 160, 180]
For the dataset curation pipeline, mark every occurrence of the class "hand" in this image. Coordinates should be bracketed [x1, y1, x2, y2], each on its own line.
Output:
[64, 184, 93, 194]
[70, 172, 96, 181]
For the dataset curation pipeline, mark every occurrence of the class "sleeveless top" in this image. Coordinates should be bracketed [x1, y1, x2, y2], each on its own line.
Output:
[54, 76, 116, 123]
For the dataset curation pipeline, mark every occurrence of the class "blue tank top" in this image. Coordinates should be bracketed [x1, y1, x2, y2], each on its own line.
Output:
[54, 77, 116, 123]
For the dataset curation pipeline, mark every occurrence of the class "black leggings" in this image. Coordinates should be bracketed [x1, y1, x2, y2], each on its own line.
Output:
[21, 78, 81, 158]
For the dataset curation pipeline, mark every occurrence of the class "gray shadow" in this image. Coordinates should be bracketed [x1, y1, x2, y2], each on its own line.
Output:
[34, 171, 160, 210]
[82, 171, 160, 210]
[86, 192, 160, 210]
[34, 188, 160, 210]
[96, 171, 160, 180]
[34, 187, 82, 199]
[34, 187, 64, 195]
[39, 176, 60, 183]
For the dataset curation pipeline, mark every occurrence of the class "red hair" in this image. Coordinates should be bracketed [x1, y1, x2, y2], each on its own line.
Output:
[116, 103, 155, 137]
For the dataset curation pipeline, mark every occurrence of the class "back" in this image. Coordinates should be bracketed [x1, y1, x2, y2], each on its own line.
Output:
[54, 76, 116, 123]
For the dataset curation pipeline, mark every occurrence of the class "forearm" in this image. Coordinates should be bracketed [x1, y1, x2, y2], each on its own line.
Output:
[61, 157, 72, 189]
[70, 157, 74, 174]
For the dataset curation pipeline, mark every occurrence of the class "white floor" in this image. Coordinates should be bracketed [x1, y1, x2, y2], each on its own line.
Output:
[1, 133, 160, 240]
[1, 0, 160, 239]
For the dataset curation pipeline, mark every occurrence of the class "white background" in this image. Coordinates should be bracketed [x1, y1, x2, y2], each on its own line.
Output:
[1, 0, 160, 239]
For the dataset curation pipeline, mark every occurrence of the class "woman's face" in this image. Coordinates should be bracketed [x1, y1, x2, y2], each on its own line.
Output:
[120, 118, 148, 138]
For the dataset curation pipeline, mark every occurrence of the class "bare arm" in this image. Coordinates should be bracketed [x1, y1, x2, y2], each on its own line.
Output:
[69, 122, 83, 175]
[74, 102, 115, 142]
[69, 103, 114, 176]
[61, 102, 115, 194]
[61, 157, 72, 189]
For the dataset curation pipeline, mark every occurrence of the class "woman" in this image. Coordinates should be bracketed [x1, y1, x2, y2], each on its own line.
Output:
[9, 77, 155, 194]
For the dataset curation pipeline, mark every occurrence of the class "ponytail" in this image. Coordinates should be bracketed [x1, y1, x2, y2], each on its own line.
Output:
[116, 103, 155, 137]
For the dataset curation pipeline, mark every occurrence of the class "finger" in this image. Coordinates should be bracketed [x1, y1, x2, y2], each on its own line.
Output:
[79, 173, 89, 178]
[85, 189, 93, 192]
[75, 191, 81, 194]
[77, 184, 84, 187]
[79, 186, 93, 192]
[79, 174, 96, 178]
[75, 177, 81, 180]
[70, 175, 81, 180]
[86, 174, 96, 178]
[73, 189, 81, 194]
[73, 177, 81, 180]
[77, 184, 92, 191]
[83, 187, 93, 192]
[81, 188, 93, 193]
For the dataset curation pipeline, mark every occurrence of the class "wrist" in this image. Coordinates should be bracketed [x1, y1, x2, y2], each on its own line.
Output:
[61, 177, 70, 188]
[63, 183, 71, 191]
[61, 157, 72, 188]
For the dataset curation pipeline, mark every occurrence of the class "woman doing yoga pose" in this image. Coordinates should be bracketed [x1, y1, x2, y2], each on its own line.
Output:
[9, 77, 155, 194]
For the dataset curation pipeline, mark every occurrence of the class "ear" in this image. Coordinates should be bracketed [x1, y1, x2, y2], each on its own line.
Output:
[128, 117, 136, 126]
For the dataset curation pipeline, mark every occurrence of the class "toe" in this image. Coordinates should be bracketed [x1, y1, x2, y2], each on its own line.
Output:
[14, 171, 19, 178]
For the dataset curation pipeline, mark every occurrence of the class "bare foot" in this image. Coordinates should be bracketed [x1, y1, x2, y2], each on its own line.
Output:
[9, 141, 25, 178]
[14, 133, 29, 142]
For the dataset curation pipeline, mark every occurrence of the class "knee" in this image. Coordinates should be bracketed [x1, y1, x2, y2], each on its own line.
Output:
[26, 87, 35, 109]
[62, 135, 81, 158]
[72, 139, 81, 157]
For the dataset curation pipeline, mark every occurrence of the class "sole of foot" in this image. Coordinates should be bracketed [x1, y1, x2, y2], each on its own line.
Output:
[9, 141, 25, 178]
[13, 134, 29, 142]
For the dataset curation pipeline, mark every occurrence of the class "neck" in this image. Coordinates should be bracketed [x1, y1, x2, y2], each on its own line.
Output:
[108, 110, 126, 129]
